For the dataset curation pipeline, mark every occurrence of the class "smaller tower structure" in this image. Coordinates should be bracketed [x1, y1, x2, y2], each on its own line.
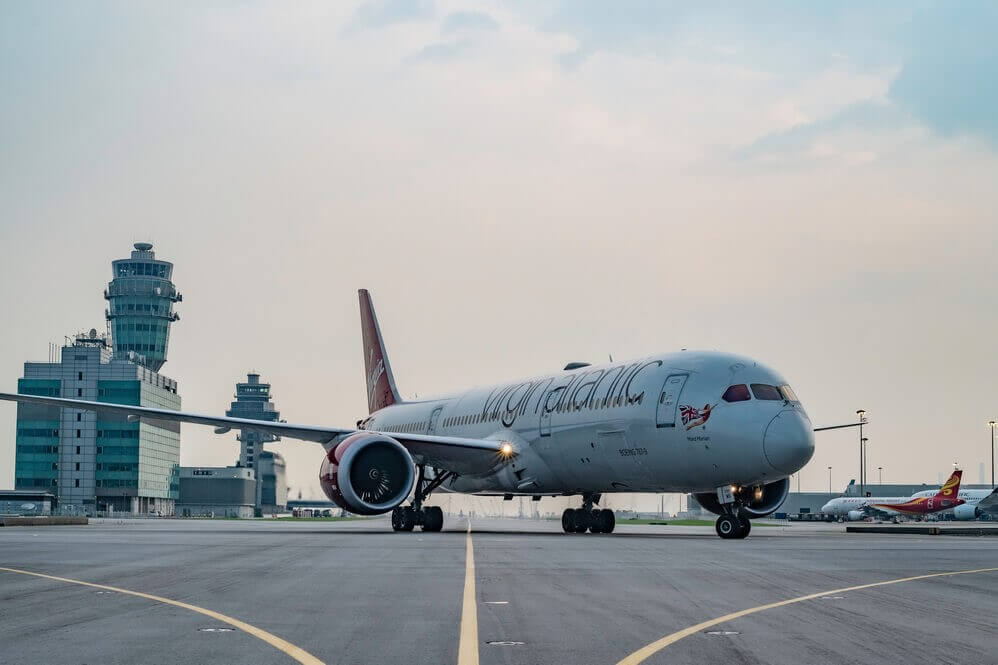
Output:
[226, 373, 280, 469]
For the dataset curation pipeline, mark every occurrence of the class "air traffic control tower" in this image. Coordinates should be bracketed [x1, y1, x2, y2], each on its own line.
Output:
[226, 373, 280, 469]
[105, 243, 182, 371]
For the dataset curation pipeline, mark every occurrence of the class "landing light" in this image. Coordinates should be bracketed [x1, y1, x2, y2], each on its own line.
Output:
[500, 442, 514, 457]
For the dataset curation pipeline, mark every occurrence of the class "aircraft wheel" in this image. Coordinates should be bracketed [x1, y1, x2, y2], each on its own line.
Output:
[589, 509, 603, 533]
[573, 509, 591, 533]
[562, 509, 576, 533]
[398, 506, 416, 531]
[715, 514, 740, 539]
[599, 509, 615, 534]
[737, 516, 751, 539]
[422, 506, 444, 532]
[391, 506, 404, 531]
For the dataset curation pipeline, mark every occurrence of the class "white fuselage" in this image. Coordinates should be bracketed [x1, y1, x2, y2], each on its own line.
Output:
[821, 496, 911, 516]
[910, 489, 990, 502]
[823, 489, 990, 517]
[362, 351, 815, 495]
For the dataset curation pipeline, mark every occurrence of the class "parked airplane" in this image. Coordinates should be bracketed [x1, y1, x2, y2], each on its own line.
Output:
[821, 495, 912, 521]
[822, 469, 965, 520]
[1, 290, 835, 539]
[909, 486, 998, 520]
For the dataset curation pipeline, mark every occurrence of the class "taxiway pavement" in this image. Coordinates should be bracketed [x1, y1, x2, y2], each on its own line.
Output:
[1, 517, 996, 665]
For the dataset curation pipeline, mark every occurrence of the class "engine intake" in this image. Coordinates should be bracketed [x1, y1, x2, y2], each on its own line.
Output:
[694, 477, 790, 518]
[952, 504, 979, 521]
[319, 433, 415, 515]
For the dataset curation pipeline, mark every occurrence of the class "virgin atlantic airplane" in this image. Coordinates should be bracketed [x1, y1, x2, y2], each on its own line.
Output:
[0, 290, 842, 539]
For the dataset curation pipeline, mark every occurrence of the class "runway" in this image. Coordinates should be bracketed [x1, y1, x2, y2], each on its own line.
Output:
[2, 517, 997, 665]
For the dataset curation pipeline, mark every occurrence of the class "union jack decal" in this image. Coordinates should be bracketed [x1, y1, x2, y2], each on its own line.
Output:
[680, 404, 712, 430]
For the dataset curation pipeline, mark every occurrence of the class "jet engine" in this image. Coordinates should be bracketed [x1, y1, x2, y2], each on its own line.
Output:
[693, 477, 790, 518]
[319, 432, 416, 515]
[952, 504, 979, 521]
[847, 510, 866, 521]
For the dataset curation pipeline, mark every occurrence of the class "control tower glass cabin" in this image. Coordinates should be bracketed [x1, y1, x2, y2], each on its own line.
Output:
[105, 243, 182, 372]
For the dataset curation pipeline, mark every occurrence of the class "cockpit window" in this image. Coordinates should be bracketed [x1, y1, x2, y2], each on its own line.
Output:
[722, 384, 751, 402]
[750, 384, 783, 400]
[779, 385, 799, 402]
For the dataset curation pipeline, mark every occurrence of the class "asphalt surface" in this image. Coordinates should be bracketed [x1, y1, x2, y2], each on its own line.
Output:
[1, 516, 997, 665]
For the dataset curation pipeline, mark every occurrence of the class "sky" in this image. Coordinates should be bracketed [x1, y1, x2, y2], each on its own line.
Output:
[1, 1, 997, 513]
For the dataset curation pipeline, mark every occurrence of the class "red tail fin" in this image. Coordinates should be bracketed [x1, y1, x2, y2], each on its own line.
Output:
[935, 469, 962, 499]
[359, 289, 401, 414]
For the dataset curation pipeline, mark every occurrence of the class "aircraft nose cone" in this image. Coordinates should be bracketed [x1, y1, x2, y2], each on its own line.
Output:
[764, 409, 815, 474]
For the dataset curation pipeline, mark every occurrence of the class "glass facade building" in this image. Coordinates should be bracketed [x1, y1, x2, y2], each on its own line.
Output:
[105, 242, 181, 372]
[13, 335, 181, 515]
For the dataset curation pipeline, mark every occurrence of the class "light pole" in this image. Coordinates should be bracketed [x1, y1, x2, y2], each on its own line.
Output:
[862, 438, 870, 493]
[878, 466, 883, 485]
[856, 409, 867, 496]
[990, 421, 996, 488]
[827, 466, 832, 493]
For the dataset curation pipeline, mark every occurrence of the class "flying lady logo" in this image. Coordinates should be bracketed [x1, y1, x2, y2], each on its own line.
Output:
[680, 404, 712, 430]
[367, 348, 385, 403]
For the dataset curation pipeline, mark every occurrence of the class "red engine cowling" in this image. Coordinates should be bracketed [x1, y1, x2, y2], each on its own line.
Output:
[319, 433, 416, 515]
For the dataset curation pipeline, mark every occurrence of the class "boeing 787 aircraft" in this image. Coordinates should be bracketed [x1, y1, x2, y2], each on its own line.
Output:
[1, 290, 828, 539]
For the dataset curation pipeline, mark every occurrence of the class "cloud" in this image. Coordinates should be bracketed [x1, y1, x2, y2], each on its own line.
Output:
[407, 39, 469, 64]
[344, 0, 434, 33]
[441, 11, 498, 35]
[888, 3, 998, 145]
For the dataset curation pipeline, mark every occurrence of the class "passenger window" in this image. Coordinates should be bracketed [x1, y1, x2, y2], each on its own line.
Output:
[751, 384, 783, 400]
[779, 385, 799, 402]
[722, 384, 751, 402]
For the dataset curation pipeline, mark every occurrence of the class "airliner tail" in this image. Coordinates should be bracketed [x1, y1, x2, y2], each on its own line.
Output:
[359, 289, 402, 413]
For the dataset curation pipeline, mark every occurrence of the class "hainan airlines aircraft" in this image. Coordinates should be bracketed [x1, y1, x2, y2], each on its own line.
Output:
[909, 486, 998, 520]
[822, 469, 965, 520]
[1, 290, 833, 539]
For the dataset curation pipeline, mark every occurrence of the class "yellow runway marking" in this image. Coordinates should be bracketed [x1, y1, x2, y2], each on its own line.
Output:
[616, 566, 998, 665]
[0, 566, 324, 665]
[457, 520, 479, 665]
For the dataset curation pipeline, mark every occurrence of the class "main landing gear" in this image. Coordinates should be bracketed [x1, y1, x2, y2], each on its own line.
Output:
[562, 493, 615, 534]
[715, 513, 751, 539]
[391, 465, 455, 533]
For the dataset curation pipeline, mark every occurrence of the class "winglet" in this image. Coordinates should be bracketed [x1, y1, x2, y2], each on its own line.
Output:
[359, 289, 401, 413]
[936, 468, 962, 499]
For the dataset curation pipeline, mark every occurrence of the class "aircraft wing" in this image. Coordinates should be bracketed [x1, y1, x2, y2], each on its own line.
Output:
[976, 488, 998, 515]
[0, 392, 512, 476]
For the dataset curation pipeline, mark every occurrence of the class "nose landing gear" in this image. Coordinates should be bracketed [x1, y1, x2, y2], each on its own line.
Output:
[715, 513, 751, 539]
[561, 493, 616, 534]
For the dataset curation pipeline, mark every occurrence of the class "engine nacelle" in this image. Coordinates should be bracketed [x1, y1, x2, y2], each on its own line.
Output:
[693, 477, 790, 518]
[952, 504, 979, 521]
[319, 433, 416, 515]
[847, 510, 866, 521]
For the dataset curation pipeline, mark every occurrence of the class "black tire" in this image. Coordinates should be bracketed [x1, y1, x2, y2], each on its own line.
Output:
[422, 506, 444, 532]
[573, 509, 591, 533]
[400, 506, 416, 532]
[599, 509, 615, 534]
[391, 506, 404, 531]
[738, 516, 751, 538]
[715, 514, 739, 539]
[562, 509, 576, 533]
[589, 509, 603, 533]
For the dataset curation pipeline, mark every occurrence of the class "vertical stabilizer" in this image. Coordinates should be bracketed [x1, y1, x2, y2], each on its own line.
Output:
[359, 289, 401, 413]
[936, 469, 962, 499]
